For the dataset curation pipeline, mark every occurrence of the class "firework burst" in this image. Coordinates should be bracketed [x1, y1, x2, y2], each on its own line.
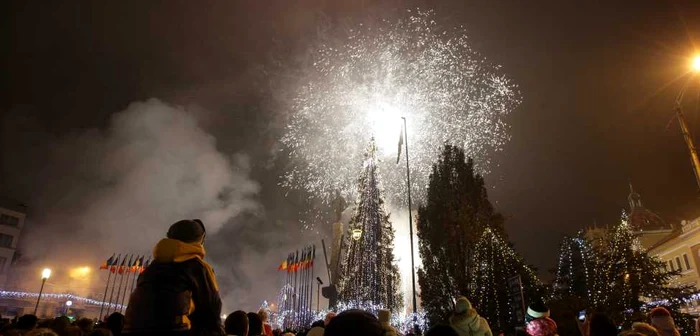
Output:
[282, 9, 520, 204]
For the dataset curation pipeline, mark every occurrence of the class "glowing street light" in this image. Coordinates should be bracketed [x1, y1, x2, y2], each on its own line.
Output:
[673, 54, 700, 190]
[693, 55, 700, 72]
[34, 268, 52, 315]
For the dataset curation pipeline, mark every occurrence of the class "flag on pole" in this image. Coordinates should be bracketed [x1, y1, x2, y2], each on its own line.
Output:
[100, 254, 115, 270]
[278, 259, 288, 271]
[397, 125, 404, 164]
[119, 255, 131, 274]
[130, 255, 142, 272]
[139, 257, 152, 274]
[110, 254, 122, 273]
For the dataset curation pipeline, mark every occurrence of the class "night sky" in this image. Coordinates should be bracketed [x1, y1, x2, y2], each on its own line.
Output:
[2, 0, 700, 304]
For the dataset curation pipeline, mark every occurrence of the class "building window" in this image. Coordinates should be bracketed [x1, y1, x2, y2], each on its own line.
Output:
[0, 234, 13, 248]
[684, 254, 692, 270]
[669, 260, 675, 271]
[0, 214, 19, 228]
[676, 257, 683, 271]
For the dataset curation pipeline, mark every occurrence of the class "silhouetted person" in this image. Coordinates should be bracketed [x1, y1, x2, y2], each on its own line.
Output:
[17, 315, 38, 333]
[76, 318, 94, 335]
[224, 311, 248, 336]
[106, 311, 124, 336]
[425, 324, 459, 336]
[124, 219, 224, 336]
[246, 313, 263, 336]
[324, 310, 383, 336]
[588, 313, 617, 336]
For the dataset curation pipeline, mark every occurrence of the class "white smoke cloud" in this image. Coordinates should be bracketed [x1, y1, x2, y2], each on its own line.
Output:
[3, 99, 260, 277]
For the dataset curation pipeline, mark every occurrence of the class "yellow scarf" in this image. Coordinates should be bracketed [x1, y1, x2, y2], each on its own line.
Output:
[153, 238, 219, 291]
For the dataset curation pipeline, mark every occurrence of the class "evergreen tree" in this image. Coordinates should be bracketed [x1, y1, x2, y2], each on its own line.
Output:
[416, 144, 506, 324]
[599, 212, 690, 314]
[337, 140, 403, 312]
[471, 227, 542, 330]
[552, 232, 605, 306]
[553, 212, 693, 321]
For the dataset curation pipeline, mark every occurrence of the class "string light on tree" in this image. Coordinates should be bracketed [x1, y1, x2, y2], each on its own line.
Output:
[337, 140, 403, 313]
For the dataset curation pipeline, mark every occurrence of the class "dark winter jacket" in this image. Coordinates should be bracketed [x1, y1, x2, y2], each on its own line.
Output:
[124, 239, 224, 336]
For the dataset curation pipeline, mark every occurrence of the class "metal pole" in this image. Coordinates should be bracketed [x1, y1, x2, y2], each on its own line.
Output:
[401, 118, 418, 310]
[98, 269, 113, 320]
[402, 117, 419, 331]
[317, 282, 320, 311]
[120, 269, 135, 313]
[675, 105, 700, 190]
[33, 278, 46, 315]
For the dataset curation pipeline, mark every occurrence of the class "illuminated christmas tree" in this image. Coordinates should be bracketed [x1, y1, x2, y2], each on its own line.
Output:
[337, 140, 403, 312]
[471, 227, 542, 329]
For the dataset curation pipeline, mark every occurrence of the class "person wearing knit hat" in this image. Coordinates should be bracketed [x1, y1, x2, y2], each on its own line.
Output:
[525, 299, 550, 323]
[378, 309, 398, 336]
[525, 317, 558, 336]
[648, 307, 680, 336]
[125, 219, 224, 336]
[449, 296, 493, 336]
[630, 322, 660, 336]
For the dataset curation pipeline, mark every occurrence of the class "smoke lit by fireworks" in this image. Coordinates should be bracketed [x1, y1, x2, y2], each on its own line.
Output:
[281, 9, 520, 204]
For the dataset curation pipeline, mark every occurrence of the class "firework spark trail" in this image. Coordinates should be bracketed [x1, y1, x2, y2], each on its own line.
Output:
[282, 10, 520, 204]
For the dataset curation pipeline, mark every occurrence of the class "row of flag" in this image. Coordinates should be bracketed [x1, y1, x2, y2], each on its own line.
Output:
[99, 254, 151, 274]
[278, 245, 316, 272]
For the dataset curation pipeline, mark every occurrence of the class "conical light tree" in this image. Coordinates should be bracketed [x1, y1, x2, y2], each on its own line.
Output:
[471, 227, 543, 330]
[337, 139, 403, 312]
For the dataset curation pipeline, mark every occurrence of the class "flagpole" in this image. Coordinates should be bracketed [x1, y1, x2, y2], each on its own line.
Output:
[401, 117, 418, 329]
[98, 263, 113, 321]
[293, 250, 299, 329]
[310, 244, 315, 314]
[119, 259, 137, 314]
[113, 255, 129, 315]
[106, 254, 121, 316]
[119, 269, 132, 314]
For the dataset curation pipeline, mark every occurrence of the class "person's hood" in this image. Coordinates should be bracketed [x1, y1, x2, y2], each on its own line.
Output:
[307, 326, 325, 336]
[651, 316, 680, 336]
[153, 238, 205, 262]
[152, 238, 218, 291]
[450, 311, 490, 335]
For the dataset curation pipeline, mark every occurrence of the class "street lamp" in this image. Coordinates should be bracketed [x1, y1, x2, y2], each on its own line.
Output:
[34, 268, 51, 315]
[673, 55, 700, 190]
[693, 55, 700, 72]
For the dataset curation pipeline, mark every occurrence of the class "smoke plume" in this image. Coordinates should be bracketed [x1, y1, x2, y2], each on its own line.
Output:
[1, 99, 260, 295]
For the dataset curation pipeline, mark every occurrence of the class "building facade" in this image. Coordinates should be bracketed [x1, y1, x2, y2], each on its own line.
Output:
[0, 198, 27, 288]
[647, 217, 700, 314]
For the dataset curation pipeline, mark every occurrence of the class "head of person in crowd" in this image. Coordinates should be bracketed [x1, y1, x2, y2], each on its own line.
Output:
[106, 312, 124, 336]
[588, 313, 617, 336]
[630, 322, 660, 336]
[525, 317, 557, 336]
[425, 324, 459, 336]
[525, 299, 550, 323]
[306, 320, 325, 336]
[649, 307, 680, 336]
[247, 312, 264, 336]
[324, 312, 337, 326]
[76, 318, 94, 334]
[225, 311, 249, 336]
[324, 309, 383, 336]
[25, 329, 58, 336]
[17, 314, 38, 331]
[50, 316, 71, 335]
[449, 296, 493, 336]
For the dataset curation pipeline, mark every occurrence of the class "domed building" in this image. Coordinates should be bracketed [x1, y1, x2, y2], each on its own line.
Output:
[626, 184, 674, 250]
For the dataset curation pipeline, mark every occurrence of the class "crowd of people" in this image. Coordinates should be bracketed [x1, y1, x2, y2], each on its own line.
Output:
[0, 312, 123, 336]
[2, 219, 697, 336]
